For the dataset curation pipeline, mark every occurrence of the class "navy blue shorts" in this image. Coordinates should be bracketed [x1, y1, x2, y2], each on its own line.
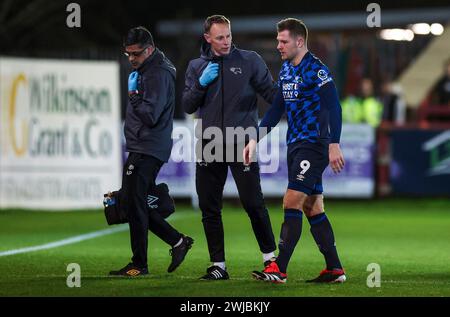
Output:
[287, 141, 329, 195]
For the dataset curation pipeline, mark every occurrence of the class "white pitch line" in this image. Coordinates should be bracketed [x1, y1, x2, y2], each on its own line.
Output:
[0, 212, 196, 258]
[0, 225, 128, 257]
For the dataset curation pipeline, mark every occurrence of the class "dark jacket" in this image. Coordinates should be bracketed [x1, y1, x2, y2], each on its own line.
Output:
[124, 48, 176, 162]
[182, 42, 277, 144]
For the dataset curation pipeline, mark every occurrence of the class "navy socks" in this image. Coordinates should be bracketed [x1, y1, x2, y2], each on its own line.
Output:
[307, 213, 342, 270]
[276, 209, 303, 273]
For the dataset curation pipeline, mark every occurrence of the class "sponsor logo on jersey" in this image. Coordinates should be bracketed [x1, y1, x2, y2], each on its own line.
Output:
[317, 69, 328, 81]
[318, 69, 332, 87]
[282, 82, 300, 100]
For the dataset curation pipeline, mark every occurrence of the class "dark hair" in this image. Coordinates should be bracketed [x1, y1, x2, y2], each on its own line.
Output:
[123, 26, 154, 47]
[277, 18, 308, 42]
[203, 15, 231, 33]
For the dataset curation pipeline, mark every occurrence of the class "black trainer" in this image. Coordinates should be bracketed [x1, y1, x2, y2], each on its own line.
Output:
[109, 263, 148, 277]
[200, 265, 229, 280]
[167, 235, 194, 273]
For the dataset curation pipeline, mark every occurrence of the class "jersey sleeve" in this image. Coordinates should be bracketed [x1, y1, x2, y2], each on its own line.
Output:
[318, 81, 342, 143]
[257, 88, 285, 142]
[310, 60, 341, 143]
[310, 63, 334, 89]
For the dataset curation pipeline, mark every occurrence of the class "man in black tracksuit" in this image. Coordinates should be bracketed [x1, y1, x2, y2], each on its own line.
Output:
[109, 27, 193, 277]
[182, 15, 277, 280]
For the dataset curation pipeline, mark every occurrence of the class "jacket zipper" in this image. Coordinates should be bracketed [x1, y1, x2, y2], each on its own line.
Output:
[220, 58, 225, 145]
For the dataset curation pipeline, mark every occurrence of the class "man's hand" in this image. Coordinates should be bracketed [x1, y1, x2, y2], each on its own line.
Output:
[128, 71, 139, 93]
[329, 143, 345, 173]
[243, 139, 257, 166]
[199, 62, 219, 87]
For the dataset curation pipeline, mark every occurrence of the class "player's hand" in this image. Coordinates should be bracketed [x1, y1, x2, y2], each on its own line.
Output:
[128, 71, 139, 92]
[199, 62, 219, 87]
[243, 139, 257, 166]
[329, 143, 345, 173]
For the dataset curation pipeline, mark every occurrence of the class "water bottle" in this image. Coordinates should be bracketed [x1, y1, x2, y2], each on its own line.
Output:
[103, 193, 116, 207]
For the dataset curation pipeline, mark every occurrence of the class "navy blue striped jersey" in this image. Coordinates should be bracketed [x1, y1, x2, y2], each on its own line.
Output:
[279, 51, 334, 144]
[259, 51, 342, 145]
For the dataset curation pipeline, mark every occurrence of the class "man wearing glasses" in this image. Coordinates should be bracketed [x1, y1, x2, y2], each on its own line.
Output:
[109, 26, 193, 276]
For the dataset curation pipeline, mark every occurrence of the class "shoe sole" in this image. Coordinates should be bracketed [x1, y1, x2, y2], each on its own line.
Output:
[332, 275, 346, 283]
[306, 274, 347, 283]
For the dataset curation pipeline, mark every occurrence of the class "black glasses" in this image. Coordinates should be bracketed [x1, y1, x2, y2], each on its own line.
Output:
[124, 47, 148, 57]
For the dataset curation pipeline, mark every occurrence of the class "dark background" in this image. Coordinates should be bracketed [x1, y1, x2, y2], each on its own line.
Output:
[1, 0, 448, 52]
[1, 0, 448, 119]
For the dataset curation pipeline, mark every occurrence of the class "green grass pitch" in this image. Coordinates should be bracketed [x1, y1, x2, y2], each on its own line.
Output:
[0, 199, 449, 296]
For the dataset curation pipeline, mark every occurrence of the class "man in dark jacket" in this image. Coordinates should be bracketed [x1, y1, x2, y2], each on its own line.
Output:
[182, 15, 277, 280]
[109, 26, 193, 277]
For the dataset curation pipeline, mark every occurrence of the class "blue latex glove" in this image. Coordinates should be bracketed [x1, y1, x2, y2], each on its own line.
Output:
[128, 71, 139, 92]
[199, 62, 219, 87]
